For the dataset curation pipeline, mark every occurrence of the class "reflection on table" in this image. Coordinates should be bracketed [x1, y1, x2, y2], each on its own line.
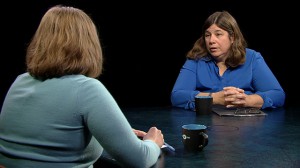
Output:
[95, 106, 300, 168]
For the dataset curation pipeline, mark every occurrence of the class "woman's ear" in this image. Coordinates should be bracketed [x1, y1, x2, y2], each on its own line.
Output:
[230, 35, 234, 44]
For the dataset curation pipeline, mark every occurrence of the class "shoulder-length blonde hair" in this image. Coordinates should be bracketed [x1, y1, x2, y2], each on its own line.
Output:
[26, 5, 103, 80]
[186, 11, 247, 67]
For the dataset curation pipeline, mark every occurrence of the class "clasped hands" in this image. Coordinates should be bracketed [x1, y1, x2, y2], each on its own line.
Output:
[222, 86, 247, 108]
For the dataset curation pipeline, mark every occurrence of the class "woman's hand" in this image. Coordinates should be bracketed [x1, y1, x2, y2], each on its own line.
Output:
[143, 127, 164, 148]
[132, 128, 147, 138]
[223, 86, 246, 108]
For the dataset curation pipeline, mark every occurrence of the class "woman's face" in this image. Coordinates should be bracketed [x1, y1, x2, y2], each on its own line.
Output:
[204, 24, 233, 62]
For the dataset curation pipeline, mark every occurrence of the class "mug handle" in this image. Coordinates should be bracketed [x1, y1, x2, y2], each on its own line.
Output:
[199, 132, 209, 148]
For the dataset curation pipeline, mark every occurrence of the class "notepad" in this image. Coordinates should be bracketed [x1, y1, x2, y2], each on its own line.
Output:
[212, 105, 267, 117]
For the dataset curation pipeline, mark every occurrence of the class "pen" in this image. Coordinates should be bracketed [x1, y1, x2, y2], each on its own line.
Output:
[163, 142, 175, 152]
[138, 136, 175, 152]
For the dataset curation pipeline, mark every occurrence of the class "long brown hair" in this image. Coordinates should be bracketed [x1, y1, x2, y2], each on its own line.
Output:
[26, 5, 103, 80]
[186, 11, 247, 67]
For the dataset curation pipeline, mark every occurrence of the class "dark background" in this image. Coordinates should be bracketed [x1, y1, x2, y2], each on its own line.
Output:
[1, 0, 297, 110]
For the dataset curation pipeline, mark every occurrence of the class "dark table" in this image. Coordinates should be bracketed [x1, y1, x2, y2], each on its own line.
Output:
[95, 106, 300, 168]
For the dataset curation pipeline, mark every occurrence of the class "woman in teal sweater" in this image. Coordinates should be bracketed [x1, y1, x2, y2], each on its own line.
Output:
[0, 5, 164, 168]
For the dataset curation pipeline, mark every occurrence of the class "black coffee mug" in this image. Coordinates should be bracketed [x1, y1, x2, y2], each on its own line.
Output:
[195, 96, 213, 115]
[182, 124, 208, 152]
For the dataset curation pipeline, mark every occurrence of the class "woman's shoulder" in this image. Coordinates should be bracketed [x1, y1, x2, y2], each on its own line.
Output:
[246, 48, 258, 54]
[17, 72, 31, 78]
[246, 48, 263, 59]
[69, 75, 110, 96]
[186, 56, 212, 63]
[71, 75, 104, 87]
[184, 58, 207, 67]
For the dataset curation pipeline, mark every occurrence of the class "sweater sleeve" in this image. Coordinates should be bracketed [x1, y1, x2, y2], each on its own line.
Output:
[78, 78, 161, 168]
